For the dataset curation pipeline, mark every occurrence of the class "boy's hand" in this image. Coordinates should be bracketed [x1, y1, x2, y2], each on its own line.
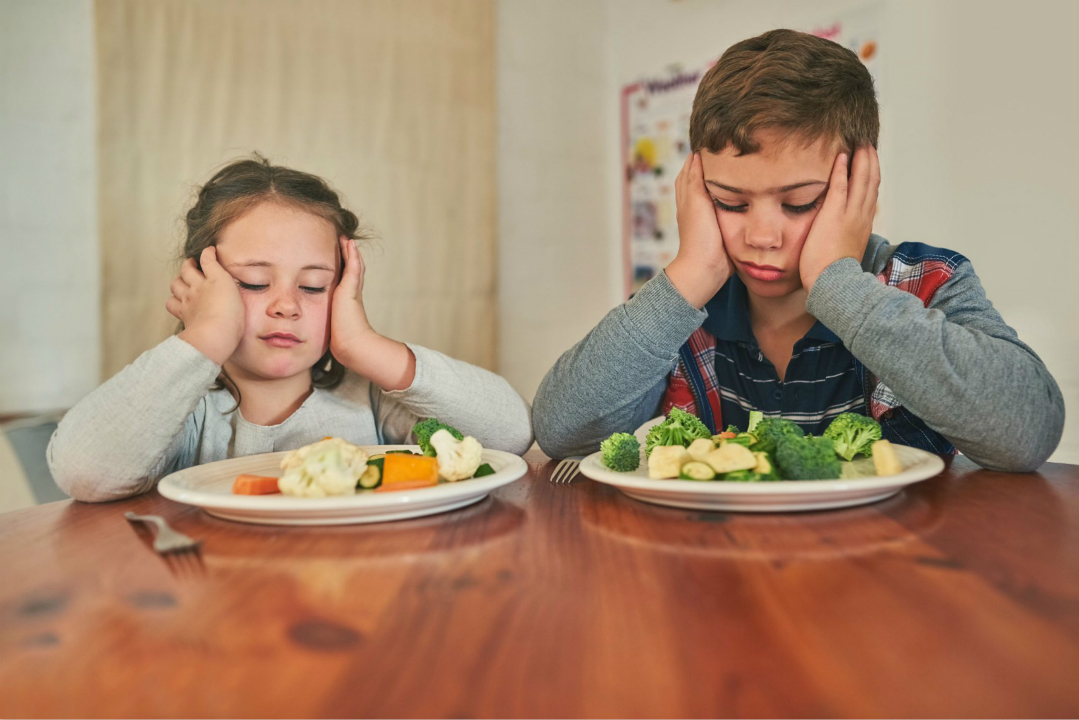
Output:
[169, 246, 245, 365]
[666, 152, 734, 309]
[799, 145, 880, 292]
[330, 237, 417, 391]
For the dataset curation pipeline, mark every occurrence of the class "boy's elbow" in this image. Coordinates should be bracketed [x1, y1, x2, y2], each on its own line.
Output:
[966, 396, 1065, 473]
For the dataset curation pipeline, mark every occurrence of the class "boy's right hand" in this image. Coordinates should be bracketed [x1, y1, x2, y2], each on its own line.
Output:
[167, 246, 245, 365]
[666, 151, 733, 309]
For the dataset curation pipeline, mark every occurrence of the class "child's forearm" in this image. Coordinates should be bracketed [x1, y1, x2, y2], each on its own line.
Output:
[807, 259, 1065, 471]
[336, 331, 417, 392]
[532, 271, 706, 458]
[371, 344, 534, 456]
[47, 336, 216, 501]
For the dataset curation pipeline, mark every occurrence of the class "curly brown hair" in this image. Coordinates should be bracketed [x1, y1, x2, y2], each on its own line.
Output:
[690, 29, 878, 156]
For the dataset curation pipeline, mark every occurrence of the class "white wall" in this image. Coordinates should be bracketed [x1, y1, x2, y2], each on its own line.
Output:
[497, 0, 612, 402]
[0, 0, 99, 413]
[498, 0, 1078, 463]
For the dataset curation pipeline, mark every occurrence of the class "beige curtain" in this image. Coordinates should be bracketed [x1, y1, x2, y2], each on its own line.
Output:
[96, 0, 496, 379]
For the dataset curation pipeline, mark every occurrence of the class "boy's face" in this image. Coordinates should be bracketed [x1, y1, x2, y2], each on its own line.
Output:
[700, 129, 839, 299]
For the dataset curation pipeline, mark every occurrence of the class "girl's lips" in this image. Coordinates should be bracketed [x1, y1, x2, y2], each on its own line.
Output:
[740, 262, 785, 282]
[261, 333, 302, 348]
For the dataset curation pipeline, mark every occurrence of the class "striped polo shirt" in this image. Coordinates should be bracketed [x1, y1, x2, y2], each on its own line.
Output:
[699, 274, 863, 435]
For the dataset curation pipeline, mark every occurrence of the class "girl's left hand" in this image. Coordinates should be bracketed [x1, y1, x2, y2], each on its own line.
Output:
[799, 145, 880, 292]
[329, 236, 376, 368]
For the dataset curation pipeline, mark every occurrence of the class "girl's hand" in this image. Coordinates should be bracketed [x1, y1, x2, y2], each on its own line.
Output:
[799, 145, 880, 292]
[329, 237, 376, 367]
[666, 151, 734, 309]
[168, 246, 245, 365]
[330, 237, 416, 390]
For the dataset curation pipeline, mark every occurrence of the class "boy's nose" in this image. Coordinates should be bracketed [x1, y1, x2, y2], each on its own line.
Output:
[744, 217, 783, 250]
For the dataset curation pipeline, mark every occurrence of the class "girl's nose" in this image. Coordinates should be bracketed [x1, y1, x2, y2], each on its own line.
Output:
[267, 291, 301, 319]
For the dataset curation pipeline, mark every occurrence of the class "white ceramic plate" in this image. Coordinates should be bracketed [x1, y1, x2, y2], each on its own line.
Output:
[578, 441, 945, 513]
[157, 445, 528, 526]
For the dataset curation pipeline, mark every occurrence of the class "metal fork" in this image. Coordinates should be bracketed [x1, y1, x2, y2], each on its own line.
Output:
[550, 456, 583, 484]
[125, 512, 202, 555]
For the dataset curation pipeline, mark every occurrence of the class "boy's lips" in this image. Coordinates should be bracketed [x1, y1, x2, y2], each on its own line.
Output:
[739, 261, 786, 282]
[260, 332, 302, 348]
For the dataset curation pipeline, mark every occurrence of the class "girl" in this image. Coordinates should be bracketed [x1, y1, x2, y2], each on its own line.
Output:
[48, 155, 533, 502]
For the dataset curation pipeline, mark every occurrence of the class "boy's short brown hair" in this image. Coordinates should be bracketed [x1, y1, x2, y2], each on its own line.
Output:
[690, 29, 878, 155]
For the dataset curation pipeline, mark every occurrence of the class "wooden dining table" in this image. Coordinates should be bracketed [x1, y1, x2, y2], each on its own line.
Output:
[1, 448, 1078, 718]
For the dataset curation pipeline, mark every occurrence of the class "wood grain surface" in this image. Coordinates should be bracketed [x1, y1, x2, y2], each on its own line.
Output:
[1, 451, 1078, 718]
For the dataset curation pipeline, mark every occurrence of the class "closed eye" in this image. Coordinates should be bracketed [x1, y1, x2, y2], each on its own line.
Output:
[237, 281, 267, 291]
[713, 198, 747, 213]
[301, 286, 327, 294]
[783, 199, 821, 215]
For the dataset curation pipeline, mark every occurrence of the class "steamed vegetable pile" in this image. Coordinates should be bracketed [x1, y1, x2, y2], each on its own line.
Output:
[231, 419, 495, 496]
[599, 409, 902, 481]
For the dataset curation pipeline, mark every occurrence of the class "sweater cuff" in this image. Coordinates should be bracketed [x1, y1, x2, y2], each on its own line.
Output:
[805, 257, 885, 341]
[380, 342, 434, 399]
[621, 270, 708, 357]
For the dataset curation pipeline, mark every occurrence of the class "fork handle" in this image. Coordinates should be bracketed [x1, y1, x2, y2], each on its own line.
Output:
[125, 512, 167, 532]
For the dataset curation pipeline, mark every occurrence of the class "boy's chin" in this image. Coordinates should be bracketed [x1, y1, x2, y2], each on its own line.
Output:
[738, 272, 804, 298]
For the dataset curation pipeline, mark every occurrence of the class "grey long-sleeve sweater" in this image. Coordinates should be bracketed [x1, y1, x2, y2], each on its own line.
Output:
[48, 336, 534, 502]
[533, 235, 1064, 471]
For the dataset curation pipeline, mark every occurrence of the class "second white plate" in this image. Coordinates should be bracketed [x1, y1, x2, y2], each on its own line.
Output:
[578, 444, 945, 512]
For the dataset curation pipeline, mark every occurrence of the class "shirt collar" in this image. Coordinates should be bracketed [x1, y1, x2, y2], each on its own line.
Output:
[701, 275, 841, 345]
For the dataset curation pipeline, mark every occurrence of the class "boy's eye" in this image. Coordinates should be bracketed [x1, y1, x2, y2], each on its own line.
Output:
[301, 286, 328, 294]
[712, 198, 747, 213]
[237, 281, 267, 291]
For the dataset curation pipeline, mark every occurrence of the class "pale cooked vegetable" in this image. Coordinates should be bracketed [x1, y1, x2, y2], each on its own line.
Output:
[704, 443, 757, 474]
[871, 439, 903, 476]
[679, 461, 716, 481]
[648, 445, 690, 479]
[687, 438, 715, 462]
[429, 429, 484, 481]
[279, 438, 369, 498]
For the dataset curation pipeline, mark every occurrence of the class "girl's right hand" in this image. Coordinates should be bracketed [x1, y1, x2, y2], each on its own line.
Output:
[167, 246, 245, 365]
[665, 151, 734, 309]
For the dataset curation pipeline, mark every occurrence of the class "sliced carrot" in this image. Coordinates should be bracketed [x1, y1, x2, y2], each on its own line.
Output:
[717, 431, 737, 440]
[375, 478, 438, 493]
[232, 474, 281, 495]
[382, 453, 440, 485]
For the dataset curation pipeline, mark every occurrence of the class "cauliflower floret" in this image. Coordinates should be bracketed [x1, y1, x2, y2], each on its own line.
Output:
[278, 438, 369, 498]
[429, 429, 483, 481]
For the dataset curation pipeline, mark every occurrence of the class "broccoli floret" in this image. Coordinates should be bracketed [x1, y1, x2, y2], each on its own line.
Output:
[411, 418, 463, 457]
[747, 411, 764, 433]
[774, 435, 842, 480]
[823, 412, 883, 461]
[753, 417, 805, 455]
[601, 432, 641, 472]
[645, 408, 712, 456]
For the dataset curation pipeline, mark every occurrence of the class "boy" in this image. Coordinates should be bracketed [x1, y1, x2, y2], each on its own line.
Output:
[532, 29, 1064, 472]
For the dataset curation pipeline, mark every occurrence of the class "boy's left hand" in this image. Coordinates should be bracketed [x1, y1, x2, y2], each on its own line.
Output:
[799, 145, 880, 292]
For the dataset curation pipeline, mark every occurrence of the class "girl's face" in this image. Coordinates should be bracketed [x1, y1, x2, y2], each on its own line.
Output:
[214, 201, 340, 384]
[699, 129, 838, 300]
